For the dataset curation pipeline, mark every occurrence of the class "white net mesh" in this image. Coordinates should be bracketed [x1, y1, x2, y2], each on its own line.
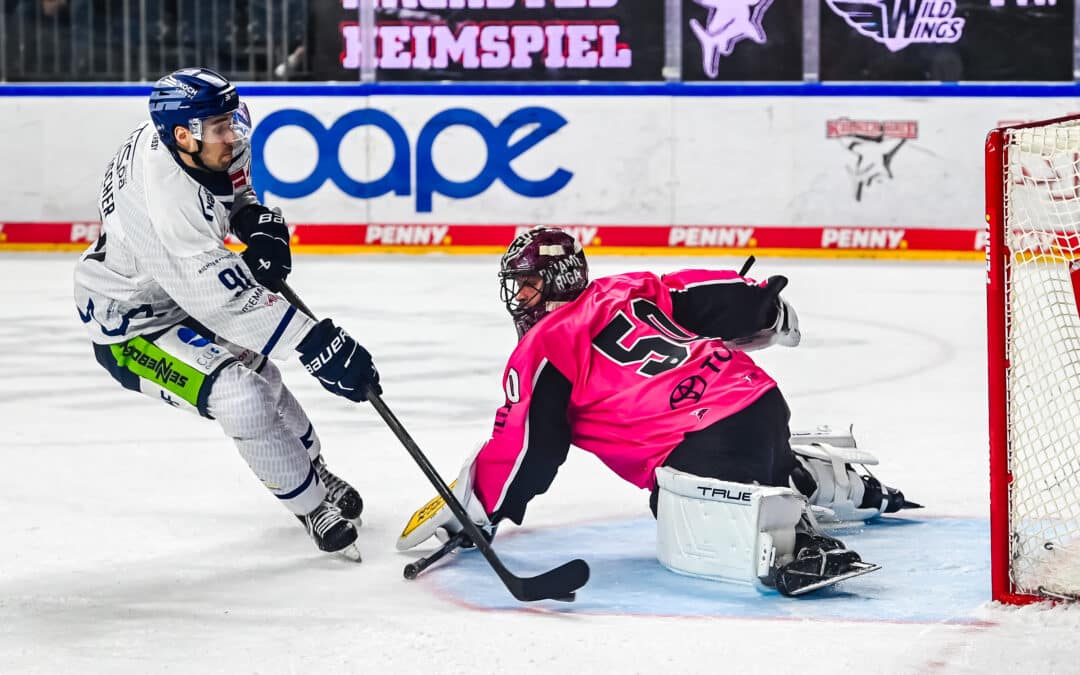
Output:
[1004, 120, 1080, 600]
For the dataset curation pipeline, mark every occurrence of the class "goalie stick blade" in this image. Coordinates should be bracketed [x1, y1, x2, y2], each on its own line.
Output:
[505, 558, 590, 603]
[779, 561, 881, 597]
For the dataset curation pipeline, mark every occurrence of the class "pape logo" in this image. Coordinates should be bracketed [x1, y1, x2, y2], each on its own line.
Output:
[825, 0, 965, 52]
[688, 0, 774, 79]
[827, 117, 918, 201]
[251, 107, 573, 213]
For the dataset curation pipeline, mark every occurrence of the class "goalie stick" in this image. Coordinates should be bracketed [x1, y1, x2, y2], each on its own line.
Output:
[403, 531, 471, 580]
[738, 255, 756, 277]
[279, 283, 590, 603]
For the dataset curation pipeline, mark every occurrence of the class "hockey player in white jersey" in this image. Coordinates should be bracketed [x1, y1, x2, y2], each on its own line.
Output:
[73, 68, 378, 560]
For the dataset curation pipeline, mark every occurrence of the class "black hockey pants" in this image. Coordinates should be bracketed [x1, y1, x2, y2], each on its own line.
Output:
[649, 387, 797, 517]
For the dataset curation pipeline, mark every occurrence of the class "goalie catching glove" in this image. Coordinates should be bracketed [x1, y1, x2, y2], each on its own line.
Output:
[397, 454, 495, 551]
[728, 276, 800, 352]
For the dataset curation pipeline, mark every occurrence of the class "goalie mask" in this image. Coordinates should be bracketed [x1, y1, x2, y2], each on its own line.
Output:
[499, 227, 589, 339]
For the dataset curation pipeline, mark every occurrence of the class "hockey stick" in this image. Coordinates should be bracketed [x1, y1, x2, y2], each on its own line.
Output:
[738, 255, 756, 277]
[278, 283, 590, 602]
[403, 531, 470, 580]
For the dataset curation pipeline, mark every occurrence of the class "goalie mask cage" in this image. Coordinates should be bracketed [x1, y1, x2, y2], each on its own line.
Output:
[987, 114, 1080, 604]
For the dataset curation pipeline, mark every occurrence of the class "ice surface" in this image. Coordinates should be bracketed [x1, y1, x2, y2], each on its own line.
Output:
[3, 253, 1080, 675]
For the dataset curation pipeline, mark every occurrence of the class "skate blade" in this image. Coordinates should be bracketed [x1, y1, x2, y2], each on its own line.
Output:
[335, 542, 362, 563]
[787, 561, 881, 596]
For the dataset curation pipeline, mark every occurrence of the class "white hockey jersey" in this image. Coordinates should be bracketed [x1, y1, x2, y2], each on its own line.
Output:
[73, 121, 314, 360]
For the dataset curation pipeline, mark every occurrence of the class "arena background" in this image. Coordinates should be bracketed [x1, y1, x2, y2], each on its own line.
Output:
[2, 0, 1076, 259]
[5, 5, 1080, 673]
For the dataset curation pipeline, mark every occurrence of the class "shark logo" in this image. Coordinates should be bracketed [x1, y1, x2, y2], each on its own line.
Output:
[826, 1, 965, 52]
[689, 0, 774, 79]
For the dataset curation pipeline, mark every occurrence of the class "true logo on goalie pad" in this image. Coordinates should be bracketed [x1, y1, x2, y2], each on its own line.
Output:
[695, 486, 753, 503]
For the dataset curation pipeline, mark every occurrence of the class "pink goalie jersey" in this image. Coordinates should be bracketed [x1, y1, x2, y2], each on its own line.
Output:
[472, 269, 779, 524]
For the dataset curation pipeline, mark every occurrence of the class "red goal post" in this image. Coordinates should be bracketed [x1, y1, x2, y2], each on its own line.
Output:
[986, 113, 1080, 605]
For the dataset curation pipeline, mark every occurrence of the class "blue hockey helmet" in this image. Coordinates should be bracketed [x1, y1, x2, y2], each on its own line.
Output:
[149, 68, 249, 149]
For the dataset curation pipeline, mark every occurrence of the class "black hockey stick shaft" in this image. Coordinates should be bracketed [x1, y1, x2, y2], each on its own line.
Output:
[403, 531, 469, 580]
[738, 255, 756, 277]
[365, 390, 588, 602]
[279, 283, 590, 602]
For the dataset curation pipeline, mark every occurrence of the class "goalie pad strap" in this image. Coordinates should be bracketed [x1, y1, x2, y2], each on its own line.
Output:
[790, 443, 884, 522]
[789, 424, 859, 450]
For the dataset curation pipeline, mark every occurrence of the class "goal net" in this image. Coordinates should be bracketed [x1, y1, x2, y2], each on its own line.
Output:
[987, 115, 1080, 604]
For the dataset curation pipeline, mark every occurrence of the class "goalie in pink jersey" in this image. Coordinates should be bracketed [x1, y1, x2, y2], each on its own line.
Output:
[399, 228, 918, 596]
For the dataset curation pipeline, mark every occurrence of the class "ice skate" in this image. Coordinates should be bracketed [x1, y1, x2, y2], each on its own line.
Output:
[313, 456, 364, 524]
[298, 501, 362, 562]
[794, 512, 845, 554]
[769, 511, 881, 596]
[774, 545, 880, 597]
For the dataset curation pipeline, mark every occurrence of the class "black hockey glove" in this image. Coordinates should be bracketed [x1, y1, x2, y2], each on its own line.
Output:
[232, 204, 292, 292]
[297, 319, 382, 403]
[753, 275, 788, 329]
[728, 275, 800, 351]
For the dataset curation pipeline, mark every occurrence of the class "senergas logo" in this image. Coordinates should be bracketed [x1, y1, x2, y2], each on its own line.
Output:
[251, 107, 573, 213]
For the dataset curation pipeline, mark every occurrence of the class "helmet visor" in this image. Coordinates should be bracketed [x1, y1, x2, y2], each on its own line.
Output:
[190, 102, 252, 147]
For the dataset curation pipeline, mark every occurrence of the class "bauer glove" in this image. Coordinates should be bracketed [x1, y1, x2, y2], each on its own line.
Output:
[297, 318, 381, 402]
[232, 204, 292, 292]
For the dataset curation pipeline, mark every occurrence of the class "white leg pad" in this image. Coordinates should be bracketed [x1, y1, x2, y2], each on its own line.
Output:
[655, 466, 805, 586]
